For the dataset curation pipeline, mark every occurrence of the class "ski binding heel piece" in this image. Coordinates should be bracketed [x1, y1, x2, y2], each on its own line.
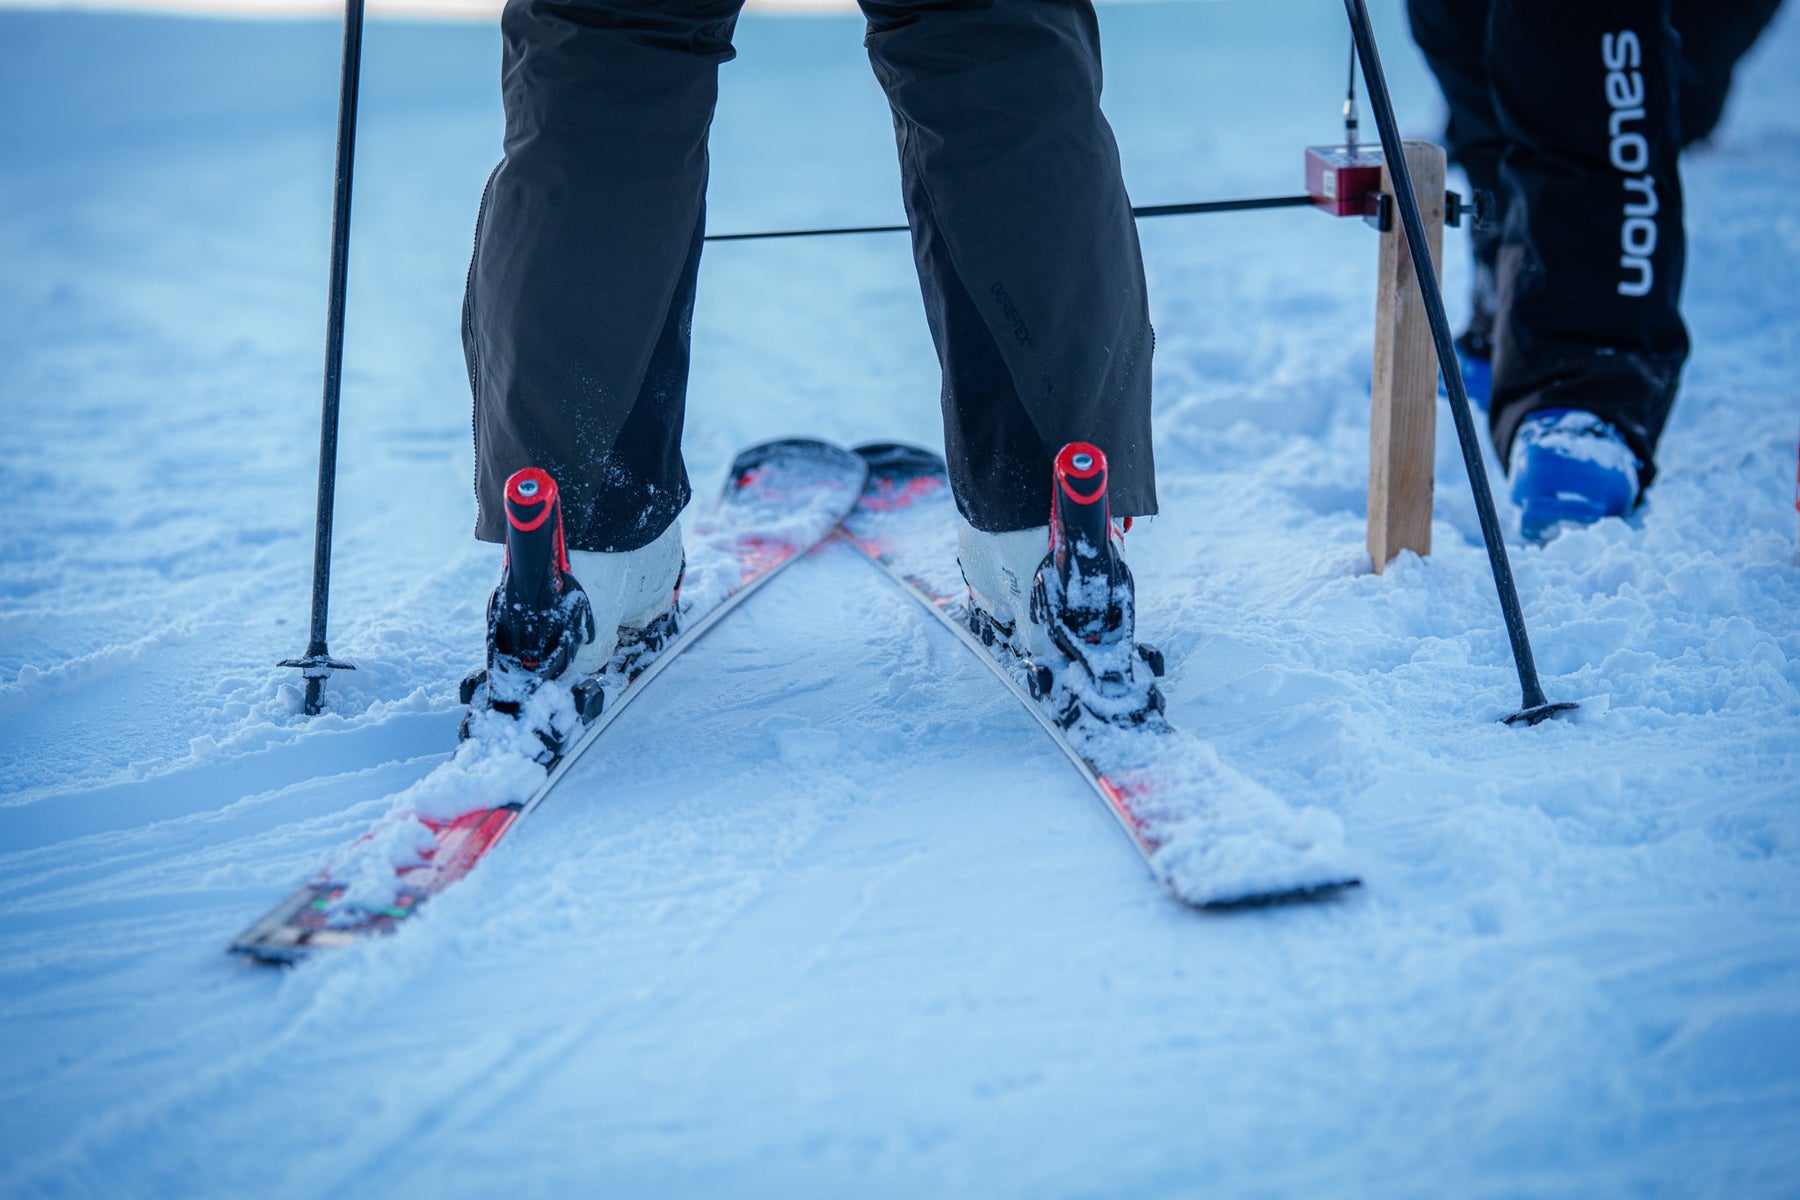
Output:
[1031, 443, 1166, 726]
[462, 467, 600, 756]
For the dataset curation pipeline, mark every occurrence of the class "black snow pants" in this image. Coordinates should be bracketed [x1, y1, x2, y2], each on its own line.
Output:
[1407, 0, 1782, 484]
[464, 0, 1156, 551]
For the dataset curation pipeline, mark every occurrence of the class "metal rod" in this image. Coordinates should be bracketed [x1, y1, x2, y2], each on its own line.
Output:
[1341, 0, 1572, 726]
[703, 194, 1315, 243]
[283, 0, 365, 715]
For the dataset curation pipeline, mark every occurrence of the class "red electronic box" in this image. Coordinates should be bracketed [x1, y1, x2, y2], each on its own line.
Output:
[1305, 144, 1385, 218]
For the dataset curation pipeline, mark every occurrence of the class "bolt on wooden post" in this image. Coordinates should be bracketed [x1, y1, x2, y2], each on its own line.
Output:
[1367, 140, 1446, 573]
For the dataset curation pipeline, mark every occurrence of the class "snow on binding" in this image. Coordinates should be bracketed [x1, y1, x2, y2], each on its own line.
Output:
[840, 442, 1361, 909]
[457, 464, 606, 753]
[230, 438, 868, 964]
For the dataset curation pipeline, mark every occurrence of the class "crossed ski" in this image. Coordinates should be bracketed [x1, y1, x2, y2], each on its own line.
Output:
[231, 439, 1357, 964]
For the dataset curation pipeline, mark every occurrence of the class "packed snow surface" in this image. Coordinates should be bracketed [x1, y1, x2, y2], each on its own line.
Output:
[2, 2, 1798, 1196]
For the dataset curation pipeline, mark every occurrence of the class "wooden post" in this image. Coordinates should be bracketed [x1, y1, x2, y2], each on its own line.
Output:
[1368, 140, 1446, 573]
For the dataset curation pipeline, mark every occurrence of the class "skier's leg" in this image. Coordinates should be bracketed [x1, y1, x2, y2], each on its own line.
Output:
[860, 0, 1155, 534]
[1485, 0, 1688, 489]
[464, 0, 741, 698]
[1406, 0, 1503, 363]
[465, 0, 744, 554]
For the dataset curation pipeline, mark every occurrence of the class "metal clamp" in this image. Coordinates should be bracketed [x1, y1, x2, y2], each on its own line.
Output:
[1365, 189, 1492, 234]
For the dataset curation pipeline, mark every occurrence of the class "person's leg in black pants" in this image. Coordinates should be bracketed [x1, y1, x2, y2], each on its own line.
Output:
[465, 0, 747, 555]
[860, 0, 1156, 534]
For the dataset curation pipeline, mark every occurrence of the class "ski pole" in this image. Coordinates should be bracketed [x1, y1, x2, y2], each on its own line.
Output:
[1341, 0, 1574, 727]
[281, 0, 365, 716]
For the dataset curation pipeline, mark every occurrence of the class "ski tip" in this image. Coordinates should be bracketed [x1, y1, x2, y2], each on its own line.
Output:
[1197, 875, 1363, 912]
[724, 438, 869, 510]
[728, 437, 866, 479]
[851, 442, 946, 481]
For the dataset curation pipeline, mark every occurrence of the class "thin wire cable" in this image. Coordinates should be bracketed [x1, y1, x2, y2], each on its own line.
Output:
[703, 194, 1314, 243]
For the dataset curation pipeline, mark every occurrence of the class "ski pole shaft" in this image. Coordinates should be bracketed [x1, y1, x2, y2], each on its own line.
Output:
[1341, 0, 1572, 726]
[284, 0, 365, 715]
[311, 0, 364, 646]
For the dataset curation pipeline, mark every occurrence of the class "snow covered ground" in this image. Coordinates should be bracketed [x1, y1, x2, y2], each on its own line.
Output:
[2, 2, 1798, 1196]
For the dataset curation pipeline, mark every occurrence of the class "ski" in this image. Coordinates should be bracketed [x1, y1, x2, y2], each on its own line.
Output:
[839, 442, 1361, 908]
[230, 438, 868, 963]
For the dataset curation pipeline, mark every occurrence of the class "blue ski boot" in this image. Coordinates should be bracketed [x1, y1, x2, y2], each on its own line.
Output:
[1508, 408, 1640, 543]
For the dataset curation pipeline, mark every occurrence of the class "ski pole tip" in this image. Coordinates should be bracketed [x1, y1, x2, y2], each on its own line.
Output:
[1503, 699, 1579, 727]
[280, 652, 355, 716]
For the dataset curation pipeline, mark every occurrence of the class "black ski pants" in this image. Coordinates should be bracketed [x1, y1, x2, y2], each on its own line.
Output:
[1409, 0, 1783, 484]
[464, 0, 1156, 551]
[1404, 1, 1756, 489]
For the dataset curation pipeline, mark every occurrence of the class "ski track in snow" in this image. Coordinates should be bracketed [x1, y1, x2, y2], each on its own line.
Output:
[2, 2, 1798, 1197]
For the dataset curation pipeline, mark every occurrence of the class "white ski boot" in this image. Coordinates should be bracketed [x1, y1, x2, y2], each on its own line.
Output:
[957, 519, 1059, 659]
[567, 517, 685, 677]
